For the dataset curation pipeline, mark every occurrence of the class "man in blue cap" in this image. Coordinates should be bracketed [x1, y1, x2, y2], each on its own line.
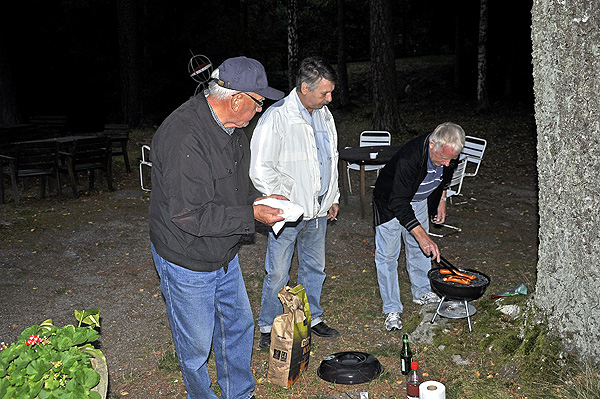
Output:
[149, 56, 285, 399]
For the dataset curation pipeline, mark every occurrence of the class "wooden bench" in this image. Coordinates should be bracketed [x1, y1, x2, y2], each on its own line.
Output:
[59, 136, 113, 198]
[0, 140, 62, 204]
[27, 115, 68, 137]
[102, 124, 131, 172]
[0, 124, 45, 152]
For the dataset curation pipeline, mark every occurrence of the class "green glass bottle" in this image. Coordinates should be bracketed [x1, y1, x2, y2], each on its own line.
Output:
[400, 333, 412, 375]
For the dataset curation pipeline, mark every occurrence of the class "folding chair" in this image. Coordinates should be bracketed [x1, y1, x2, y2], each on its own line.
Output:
[346, 131, 391, 194]
[461, 135, 487, 177]
[139, 145, 152, 191]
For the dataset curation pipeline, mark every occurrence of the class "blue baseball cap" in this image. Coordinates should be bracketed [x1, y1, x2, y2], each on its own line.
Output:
[215, 56, 284, 100]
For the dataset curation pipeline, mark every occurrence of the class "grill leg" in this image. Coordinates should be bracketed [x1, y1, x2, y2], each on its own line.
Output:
[465, 300, 473, 332]
[430, 296, 446, 324]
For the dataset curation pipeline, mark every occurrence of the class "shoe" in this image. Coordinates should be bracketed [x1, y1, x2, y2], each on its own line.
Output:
[413, 291, 440, 305]
[384, 312, 402, 331]
[258, 332, 271, 349]
[311, 321, 340, 337]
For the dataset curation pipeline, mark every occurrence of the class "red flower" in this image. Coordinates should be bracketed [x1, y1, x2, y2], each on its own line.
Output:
[26, 334, 41, 346]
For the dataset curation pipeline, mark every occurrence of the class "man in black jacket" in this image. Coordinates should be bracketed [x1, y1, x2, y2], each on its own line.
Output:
[372, 122, 465, 331]
[149, 56, 285, 399]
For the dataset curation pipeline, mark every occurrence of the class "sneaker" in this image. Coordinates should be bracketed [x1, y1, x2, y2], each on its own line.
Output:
[258, 332, 271, 349]
[413, 291, 440, 305]
[384, 312, 402, 331]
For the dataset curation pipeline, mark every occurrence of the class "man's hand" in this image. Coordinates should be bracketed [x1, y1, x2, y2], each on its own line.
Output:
[410, 225, 440, 262]
[327, 203, 339, 221]
[432, 199, 447, 224]
[253, 195, 288, 226]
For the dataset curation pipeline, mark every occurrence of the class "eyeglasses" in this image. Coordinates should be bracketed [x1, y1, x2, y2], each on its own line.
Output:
[232, 92, 264, 108]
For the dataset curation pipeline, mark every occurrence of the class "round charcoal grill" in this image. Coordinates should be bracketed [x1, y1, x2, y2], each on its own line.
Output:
[428, 256, 491, 332]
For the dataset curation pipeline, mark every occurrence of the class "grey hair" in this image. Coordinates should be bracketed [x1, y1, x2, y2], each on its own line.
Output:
[295, 56, 337, 91]
[207, 68, 237, 100]
[430, 122, 466, 153]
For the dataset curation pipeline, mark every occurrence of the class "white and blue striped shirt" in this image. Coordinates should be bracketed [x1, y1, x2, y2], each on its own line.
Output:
[412, 155, 443, 202]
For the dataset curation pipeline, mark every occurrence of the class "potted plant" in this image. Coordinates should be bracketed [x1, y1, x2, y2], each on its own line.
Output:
[0, 309, 107, 399]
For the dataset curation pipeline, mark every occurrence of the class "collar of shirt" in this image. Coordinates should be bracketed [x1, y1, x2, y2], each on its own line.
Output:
[206, 90, 235, 135]
[295, 88, 315, 124]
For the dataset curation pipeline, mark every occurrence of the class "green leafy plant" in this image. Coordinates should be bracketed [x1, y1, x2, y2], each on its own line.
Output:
[0, 309, 105, 399]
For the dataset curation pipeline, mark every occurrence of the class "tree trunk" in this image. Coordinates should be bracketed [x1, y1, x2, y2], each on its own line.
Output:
[0, 43, 20, 124]
[116, 0, 142, 127]
[453, 6, 465, 91]
[476, 0, 489, 110]
[399, 0, 408, 57]
[336, 0, 350, 108]
[287, 0, 299, 91]
[532, 0, 600, 364]
[370, 0, 408, 133]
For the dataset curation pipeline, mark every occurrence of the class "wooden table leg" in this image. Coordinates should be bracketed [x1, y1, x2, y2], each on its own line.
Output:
[360, 165, 365, 219]
[341, 159, 348, 206]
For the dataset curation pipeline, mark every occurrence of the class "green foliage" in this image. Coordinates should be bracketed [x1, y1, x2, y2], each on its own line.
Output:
[514, 324, 566, 384]
[0, 310, 104, 398]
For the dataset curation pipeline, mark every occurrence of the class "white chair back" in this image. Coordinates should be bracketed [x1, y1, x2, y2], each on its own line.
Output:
[140, 145, 152, 192]
[346, 131, 391, 194]
[359, 131, 391, 147]
[461, 135, 487, 177]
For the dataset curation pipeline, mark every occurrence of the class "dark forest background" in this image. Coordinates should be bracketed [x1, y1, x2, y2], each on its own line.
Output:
[0, 0, 533, 131]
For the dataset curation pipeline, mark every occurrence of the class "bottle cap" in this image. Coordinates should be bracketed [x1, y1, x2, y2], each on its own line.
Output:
[411, 361, 418, 370]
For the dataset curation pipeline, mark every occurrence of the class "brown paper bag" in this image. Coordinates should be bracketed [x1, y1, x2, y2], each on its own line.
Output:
[267, 284, 311, 388]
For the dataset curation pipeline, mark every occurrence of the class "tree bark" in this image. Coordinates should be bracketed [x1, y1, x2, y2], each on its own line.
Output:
[287, 0, 299, 91]
[454, 5, 465, 91]
[370, 0, 408, 133]
[116, 0, 142, 127]
[0, 43, 20, 124]
[476, 0, 489, 110]
[532, 0, 600, 364]
[337, 0, 350, 108]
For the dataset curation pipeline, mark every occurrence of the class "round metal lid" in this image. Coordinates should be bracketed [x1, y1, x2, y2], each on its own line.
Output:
[317, 351, 384, 385]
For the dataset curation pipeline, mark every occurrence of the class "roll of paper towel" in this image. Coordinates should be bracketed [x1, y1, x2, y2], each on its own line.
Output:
[419, 380, 446, 399]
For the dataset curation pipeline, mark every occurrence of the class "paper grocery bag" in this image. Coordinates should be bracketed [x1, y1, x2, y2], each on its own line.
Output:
[267, 284, 311, 388]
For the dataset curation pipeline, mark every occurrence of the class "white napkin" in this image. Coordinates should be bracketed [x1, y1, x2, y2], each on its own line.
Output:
[254, 198, 304, 234]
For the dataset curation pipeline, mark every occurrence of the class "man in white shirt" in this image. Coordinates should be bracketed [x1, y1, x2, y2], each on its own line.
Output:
[250, 56, 341, 349]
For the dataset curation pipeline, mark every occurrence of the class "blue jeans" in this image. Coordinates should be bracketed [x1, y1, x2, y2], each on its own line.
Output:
[374, 199, 432, 314]
[152, 245, 255, 399]
[258, 217, 327, 333]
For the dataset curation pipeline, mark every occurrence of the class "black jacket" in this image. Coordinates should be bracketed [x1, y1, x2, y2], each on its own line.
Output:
[373, 132, 455, 230]
[149, 94, 258, 272]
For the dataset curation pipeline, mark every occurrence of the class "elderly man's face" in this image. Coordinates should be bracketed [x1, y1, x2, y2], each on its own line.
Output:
[429, 141, 460, 167]
[230, 92, 265, 128]
[299, 78, 335, 113]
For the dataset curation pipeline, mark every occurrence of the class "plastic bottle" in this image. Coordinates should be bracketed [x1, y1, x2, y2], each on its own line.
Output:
[406, 361, 424, 399]
[400, 333, 413, 375]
